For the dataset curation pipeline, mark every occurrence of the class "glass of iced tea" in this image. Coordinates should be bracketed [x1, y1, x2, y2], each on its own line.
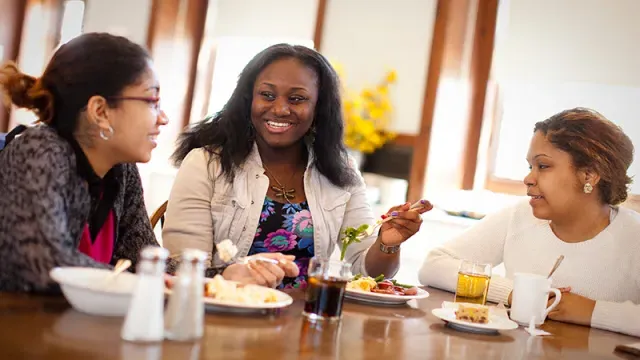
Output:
[454, 260, 492, 305]
[303, 257, 352, 322]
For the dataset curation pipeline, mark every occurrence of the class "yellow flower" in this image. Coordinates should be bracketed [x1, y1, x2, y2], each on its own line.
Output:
[379, 98, 392, 112]
[338, 65, 397, 153]
[368, 107, 383, 120]
[361, 88, 374, 99]
[385, 70, 397, 83]
[369, 133, 383, 147]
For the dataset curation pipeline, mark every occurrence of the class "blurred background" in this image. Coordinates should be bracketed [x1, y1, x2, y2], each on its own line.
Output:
[1, 0, 638, 283]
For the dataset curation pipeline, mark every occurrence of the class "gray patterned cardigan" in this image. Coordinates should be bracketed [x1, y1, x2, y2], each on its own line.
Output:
[0, 125, 174, 292]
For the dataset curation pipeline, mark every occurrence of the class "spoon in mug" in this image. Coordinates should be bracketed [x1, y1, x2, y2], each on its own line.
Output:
[547, 255, 564, 279]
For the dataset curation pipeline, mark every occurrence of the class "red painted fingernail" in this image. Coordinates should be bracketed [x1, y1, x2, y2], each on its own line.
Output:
[381, 214, 388, 219]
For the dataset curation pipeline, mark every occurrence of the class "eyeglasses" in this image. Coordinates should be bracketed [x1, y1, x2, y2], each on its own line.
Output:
[108, 96, 161, 111]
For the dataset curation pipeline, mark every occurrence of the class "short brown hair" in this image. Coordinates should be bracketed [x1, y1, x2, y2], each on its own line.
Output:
[0, 33, 150, 137]
[534, 107, 634, 205]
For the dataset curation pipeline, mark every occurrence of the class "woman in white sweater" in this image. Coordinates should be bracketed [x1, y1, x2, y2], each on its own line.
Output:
[420, 107, 640, 337]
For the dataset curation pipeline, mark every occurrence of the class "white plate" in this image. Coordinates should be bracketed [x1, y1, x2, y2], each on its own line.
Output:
[431, 307, 519, 334]
[344, 287, 430, 305]
[164, 285, 293, 312]
[50, 267, 138, 317]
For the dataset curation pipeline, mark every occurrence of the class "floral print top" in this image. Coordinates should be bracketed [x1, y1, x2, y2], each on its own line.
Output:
[248, 196, 314, 290]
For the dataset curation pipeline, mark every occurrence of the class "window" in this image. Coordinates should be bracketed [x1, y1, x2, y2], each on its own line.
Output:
[491, 82, 639, 194]
[479, 0, 640, 194]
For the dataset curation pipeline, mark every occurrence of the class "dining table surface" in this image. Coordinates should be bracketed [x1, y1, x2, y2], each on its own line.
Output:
[0, 286, 637, 360]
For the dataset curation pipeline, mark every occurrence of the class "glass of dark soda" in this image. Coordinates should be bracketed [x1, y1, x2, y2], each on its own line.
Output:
[303, 257, 352, 322]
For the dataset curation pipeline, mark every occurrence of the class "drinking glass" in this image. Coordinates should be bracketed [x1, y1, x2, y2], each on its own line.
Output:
[302, 258, 352, 322]
[454, 260, 492, 305]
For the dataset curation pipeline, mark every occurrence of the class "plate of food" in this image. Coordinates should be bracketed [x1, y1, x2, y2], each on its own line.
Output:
[344, 274, 429, 305]
[431, 303, 518, 334]
[165, 275, 293, 313]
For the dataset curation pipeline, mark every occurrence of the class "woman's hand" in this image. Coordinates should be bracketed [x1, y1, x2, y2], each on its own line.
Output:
[547, 290, 596, 326]
[222, 253, 299, 288]
[378, 201, 433, 246]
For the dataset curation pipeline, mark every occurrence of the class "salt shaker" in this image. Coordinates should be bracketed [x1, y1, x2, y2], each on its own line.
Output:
[164, 248, 207, 341]
[121, 246, 168, 342]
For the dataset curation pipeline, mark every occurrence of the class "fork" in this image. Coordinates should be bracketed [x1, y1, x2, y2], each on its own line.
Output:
[359, 199, 432, 238]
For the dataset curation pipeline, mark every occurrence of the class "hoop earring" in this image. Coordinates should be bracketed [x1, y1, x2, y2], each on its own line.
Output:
[583, 183, 593, 194]
[99, 126, 114, 141]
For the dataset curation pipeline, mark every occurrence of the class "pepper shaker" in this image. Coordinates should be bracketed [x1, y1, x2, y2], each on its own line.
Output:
[121, 246, 168, 342]
[165, 248, 207, 341]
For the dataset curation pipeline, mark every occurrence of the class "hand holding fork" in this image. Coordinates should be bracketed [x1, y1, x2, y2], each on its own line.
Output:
[359, 199, 433, 238]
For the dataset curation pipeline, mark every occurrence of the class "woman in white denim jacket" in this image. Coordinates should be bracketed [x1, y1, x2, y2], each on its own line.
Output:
[163, 44, 431, 288]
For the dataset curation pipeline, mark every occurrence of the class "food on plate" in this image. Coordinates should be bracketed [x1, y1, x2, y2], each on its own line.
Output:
[204, 275, 278, 304]
[216, 239, 238, 262]
[454, 303, 489, 324]
[347, 274, 419, 296]
[167, 275, 279, 305]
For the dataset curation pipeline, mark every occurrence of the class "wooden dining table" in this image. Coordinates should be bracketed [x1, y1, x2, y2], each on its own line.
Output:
[0, 287, 636, 359]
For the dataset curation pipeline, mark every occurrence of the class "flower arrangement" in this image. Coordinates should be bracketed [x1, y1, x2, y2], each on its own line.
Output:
[336, 66, 397, 154]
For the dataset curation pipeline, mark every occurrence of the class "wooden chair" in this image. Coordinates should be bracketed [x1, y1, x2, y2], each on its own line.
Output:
[150, 200, 168, 229]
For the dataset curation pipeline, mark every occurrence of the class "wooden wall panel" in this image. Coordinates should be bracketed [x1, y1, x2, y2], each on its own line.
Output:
[313, 0, 327, 50]
[460, 0, 498, 189]
[406, 0, 451, 202]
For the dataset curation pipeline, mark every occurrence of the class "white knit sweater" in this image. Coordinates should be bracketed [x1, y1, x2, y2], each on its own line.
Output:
[419, 200, 640, 337]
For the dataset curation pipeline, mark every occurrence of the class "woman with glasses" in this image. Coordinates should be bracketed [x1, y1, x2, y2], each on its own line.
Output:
[0, 33, 172, 292]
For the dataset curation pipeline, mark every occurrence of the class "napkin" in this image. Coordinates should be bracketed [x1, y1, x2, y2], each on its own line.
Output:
[524, 316, 552, 337]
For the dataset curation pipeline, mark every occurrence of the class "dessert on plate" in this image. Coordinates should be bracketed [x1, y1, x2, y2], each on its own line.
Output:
[454, 303, 489, 324]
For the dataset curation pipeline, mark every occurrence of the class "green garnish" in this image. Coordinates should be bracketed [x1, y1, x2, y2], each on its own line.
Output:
[339, 224, 370, 261]
[350, 273, 415, 288]
[391, 279, 414, 288]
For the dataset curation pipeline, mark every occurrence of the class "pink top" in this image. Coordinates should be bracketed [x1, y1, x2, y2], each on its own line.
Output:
[78, 210, 115, 264]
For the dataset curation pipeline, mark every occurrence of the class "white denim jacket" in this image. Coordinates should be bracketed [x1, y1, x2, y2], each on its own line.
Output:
[162, 145, 377, 275]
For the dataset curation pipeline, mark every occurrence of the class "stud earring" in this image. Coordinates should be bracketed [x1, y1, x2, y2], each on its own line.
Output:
[583, 183, 593, 194]
[99, 126, 114, 141]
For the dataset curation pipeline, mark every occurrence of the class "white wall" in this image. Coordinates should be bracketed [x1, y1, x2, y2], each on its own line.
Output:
[83, 0, 151, 45]
[210, 0, 318, 39]
[320, 0, 437, 135]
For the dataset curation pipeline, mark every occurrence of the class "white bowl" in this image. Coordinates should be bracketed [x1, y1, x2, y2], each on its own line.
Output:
[49, 267, 138, 317]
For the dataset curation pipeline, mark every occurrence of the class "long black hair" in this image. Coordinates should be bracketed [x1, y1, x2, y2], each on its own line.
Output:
[173, 44, 358, 188]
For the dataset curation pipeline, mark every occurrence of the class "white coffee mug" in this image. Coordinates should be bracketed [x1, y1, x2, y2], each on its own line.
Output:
[510, 273, 562, 326]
